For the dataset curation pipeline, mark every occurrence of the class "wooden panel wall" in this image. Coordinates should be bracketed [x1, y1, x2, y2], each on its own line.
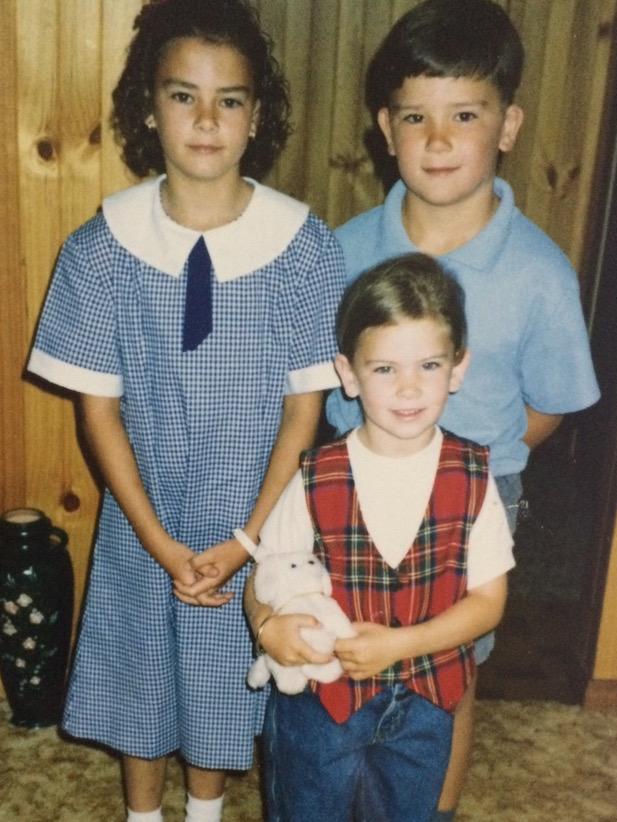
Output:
[1, 0, 142, 627]
[594, 524, 617, 679]
[1, 1, 615, 667]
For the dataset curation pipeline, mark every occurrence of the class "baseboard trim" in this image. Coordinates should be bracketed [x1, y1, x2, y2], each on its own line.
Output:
[584, 679, 617, 708]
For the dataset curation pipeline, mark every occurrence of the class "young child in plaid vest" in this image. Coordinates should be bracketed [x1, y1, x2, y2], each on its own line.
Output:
[244, 253, 515, 822]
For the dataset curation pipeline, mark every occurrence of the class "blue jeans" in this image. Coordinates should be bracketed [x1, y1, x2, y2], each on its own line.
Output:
[495, 473, 523, 535]
[475, 472, 522, 664]
[262, 684, 453, 822]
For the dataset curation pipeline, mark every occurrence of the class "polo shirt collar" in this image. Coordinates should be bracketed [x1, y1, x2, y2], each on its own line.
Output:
[381, 176, 515, 272]
[102, 175, 309, 281]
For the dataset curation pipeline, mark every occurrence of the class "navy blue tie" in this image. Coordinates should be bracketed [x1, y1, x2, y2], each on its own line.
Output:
[182, 236, 213, 352]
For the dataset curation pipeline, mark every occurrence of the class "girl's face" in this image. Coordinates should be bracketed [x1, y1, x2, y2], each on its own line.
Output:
[149, 37, 260, 189]
[335, 317, 469, 457]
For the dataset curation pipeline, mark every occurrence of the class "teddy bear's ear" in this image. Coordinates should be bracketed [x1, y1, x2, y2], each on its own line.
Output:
[253, 557, 280, 605]
[320, 564, 333, 597]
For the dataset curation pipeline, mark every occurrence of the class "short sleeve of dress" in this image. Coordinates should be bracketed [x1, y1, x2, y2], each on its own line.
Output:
[285, 220, 346, 395]
[28, 222, 123, 396]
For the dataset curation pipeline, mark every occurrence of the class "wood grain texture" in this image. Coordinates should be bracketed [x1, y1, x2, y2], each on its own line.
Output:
[0, 0, 25, 513]
[17, 0, 103, 629]
[100, 0, 143, 196]
[0, 0, 615, 678]
[298, 0, 340, 216]
[593, 519, 617, 679]
[18, 0, 66, 539]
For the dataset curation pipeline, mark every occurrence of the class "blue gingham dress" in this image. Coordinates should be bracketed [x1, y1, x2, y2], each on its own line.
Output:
[27, 177, 345, 768]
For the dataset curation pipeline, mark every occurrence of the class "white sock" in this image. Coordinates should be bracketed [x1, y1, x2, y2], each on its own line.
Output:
[185, 793, 224, 822]
[126, 809, 163, 822]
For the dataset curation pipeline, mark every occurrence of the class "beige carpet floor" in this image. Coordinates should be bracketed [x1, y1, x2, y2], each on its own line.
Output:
[1, 697, 616, 821]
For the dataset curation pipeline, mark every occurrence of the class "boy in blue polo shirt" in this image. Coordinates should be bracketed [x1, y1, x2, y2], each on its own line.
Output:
[326, 0, 599, 818]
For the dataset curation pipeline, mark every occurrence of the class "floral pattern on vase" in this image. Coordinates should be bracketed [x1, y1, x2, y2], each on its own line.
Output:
[0, 509, 73, 728]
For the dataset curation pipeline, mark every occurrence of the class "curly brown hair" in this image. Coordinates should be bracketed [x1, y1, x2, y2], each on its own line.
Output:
[111, 0, 291, 180]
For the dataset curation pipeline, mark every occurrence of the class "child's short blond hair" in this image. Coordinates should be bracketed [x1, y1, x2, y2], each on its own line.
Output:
[336, 253, 467, 362]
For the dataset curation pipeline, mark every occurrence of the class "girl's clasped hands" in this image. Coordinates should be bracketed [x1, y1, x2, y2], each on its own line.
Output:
[172, 538, 250, 607]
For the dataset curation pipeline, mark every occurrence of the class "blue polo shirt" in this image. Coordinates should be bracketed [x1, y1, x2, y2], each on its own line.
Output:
[326, 178, 600, 476]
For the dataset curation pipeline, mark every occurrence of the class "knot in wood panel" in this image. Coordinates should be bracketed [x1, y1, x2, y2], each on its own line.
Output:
[88, 125, 101, 146]
[329, 153, 369, 174]
[36, 139, 56, 162]
[62, 492, 80, 513]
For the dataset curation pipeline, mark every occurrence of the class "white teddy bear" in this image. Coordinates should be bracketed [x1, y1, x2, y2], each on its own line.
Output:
[247, 550, 356, 695]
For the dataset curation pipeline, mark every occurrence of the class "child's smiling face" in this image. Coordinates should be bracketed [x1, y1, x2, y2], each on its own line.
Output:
[377, 75, 522, 213]
[335, 317, 469, 457]
[150, 37, 260, 188]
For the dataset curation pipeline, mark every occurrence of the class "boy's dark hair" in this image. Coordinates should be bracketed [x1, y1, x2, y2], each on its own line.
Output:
[112, 0, 291, 180]
[366, 0, 524, 117]
[336, 253, 467, 361]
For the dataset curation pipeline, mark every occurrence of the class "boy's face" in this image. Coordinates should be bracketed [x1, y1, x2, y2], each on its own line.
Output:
[335, 318, 469, 457]
[377, 75, 523, 211]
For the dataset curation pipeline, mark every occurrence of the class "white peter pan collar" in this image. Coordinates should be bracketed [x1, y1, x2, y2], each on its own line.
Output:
[102, 175, 309, 281]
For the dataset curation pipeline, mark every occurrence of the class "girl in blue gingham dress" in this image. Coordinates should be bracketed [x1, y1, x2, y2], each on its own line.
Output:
[27, 2, 345, 820]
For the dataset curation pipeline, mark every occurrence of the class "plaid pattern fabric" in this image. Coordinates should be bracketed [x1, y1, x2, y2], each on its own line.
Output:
[302, 431, 489, 723]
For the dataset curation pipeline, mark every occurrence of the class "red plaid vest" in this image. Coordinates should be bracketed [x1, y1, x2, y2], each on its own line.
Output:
[302, 431, 489, 723]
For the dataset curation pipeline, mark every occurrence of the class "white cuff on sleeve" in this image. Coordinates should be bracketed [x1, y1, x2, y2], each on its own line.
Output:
[28, 348, 123, 396]
[285, 361, 340, 394]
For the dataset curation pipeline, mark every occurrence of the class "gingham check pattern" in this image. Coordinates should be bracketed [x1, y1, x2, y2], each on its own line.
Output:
[32, 208, 345, 768]
[302, 432, 489, 723]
